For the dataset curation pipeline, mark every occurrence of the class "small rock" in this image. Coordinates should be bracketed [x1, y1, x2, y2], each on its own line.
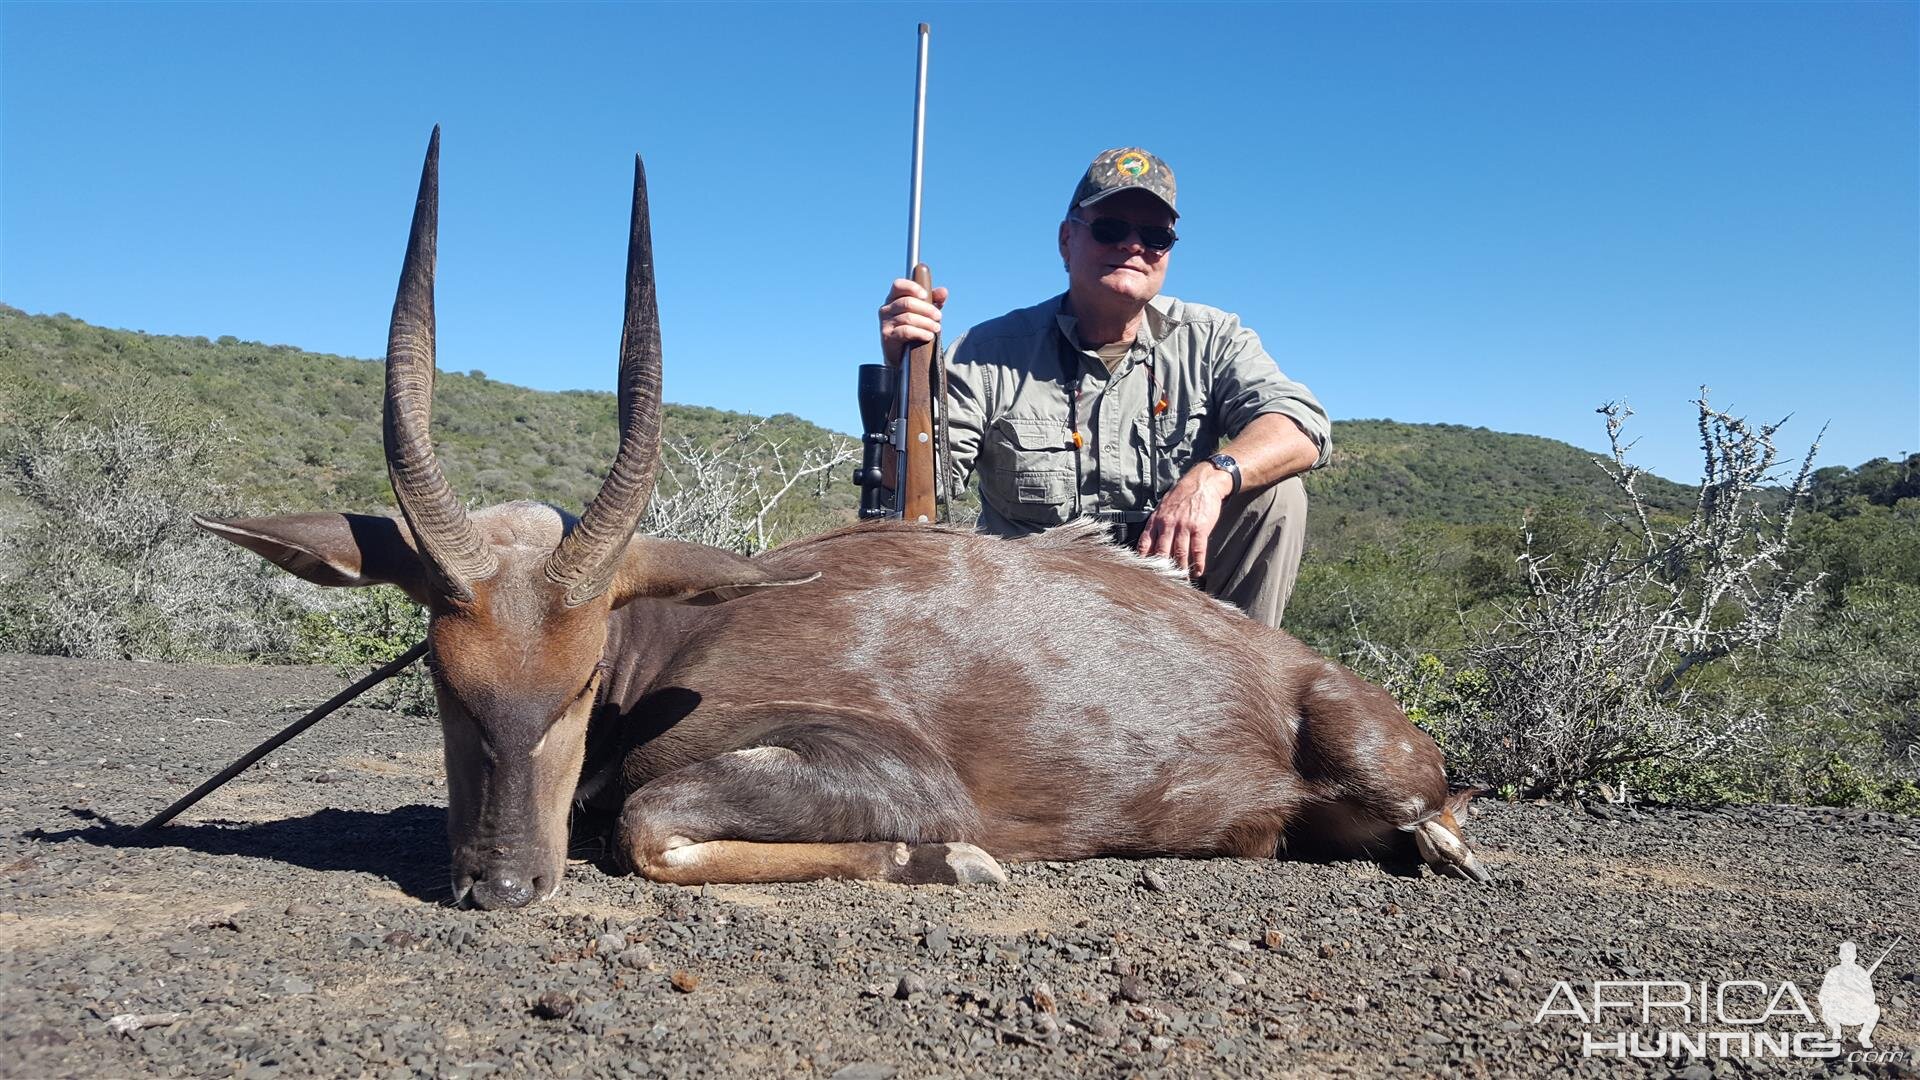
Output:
[1031, 982, 1056, 1013]
[669, 970, 699, 993]
[530, 992, 573, 1020]
[894, 974, 926, 1000]
[382, 930, 422, 950]
[1223, 971, 1247, 988]
[1117, 975, 1148, 1003]
[593, 932, 627, 955]
[272, 975, 314, 995]
[1147, 1035, 1175, 1052]
[1676, 1065, 1712, 1080]
[922, 926, 952, 956]
[616, 946, 653, 970]
[284, 902, 323, 917]
[1318, 942, 1337, 959]
[1140, 868, 1170, 893]
[20, 1028, 68, 1047]
[1499, 967, 1523, 988]
[105, 1012, 185, 1037]
[1225, 938, 1252, 953]
[830, 1066, 897, 1080]
[1263, 929, 1286, 950]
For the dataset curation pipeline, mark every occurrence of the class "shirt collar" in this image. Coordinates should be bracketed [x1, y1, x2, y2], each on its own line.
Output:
[1052, 293, 1183, 365]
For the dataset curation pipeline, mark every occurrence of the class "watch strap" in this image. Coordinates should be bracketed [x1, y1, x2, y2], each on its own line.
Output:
[1208, 453, 1242, 496]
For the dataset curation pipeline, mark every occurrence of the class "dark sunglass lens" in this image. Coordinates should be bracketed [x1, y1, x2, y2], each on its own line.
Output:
[1085, 217, 1177, 251]
[1139, 226, 1176, 251]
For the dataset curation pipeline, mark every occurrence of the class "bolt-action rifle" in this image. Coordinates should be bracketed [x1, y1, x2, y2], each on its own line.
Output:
[856, 23, 945, 522]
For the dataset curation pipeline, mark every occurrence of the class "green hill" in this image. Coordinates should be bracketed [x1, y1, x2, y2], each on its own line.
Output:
[1304, 418, 1694, 535]
[0, 305, 855, 535]
[0, 305, 1688, 538]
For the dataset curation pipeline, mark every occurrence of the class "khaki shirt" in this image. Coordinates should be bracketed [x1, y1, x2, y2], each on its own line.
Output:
[945, 293, 1331, 537]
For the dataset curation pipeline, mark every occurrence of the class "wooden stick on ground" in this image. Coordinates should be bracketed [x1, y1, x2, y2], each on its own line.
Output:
[139, 640, 429, 831]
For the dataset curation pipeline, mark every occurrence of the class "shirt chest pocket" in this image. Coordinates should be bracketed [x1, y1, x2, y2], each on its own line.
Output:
[1141, 402, 1209, 493]
[981, 416, 1076, 524]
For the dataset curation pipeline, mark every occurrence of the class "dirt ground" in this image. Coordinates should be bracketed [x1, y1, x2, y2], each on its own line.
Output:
[2, 651, 1916, 1079]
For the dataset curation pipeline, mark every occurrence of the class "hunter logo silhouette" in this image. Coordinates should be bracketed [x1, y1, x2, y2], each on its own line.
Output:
[1818, 938, 1899, 1048]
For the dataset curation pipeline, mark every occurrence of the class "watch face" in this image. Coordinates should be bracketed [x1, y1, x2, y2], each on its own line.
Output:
[1209, 454, 1241, 494]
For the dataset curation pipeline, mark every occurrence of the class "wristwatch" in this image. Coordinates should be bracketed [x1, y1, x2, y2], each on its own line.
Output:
[1206, 453, 1242, 496]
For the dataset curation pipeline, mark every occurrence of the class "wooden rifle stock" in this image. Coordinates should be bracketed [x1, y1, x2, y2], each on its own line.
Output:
[900, 263, 939, 521]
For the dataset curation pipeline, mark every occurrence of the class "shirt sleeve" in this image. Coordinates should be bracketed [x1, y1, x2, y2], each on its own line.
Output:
[1208, 315, 1333, 469]
[941, 330, 988, 496]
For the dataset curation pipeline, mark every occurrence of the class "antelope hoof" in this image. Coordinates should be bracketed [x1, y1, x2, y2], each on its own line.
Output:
[1413, 820, 1493, 885]
[897, 842, 1009, 886]
[945, 843, 1010, 885]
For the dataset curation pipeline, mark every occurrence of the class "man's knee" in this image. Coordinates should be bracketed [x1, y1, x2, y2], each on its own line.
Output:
[1205, 475, 1308, 627]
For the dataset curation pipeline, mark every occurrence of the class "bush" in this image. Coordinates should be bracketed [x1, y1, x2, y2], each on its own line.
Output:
[0, 386, 308, 660]
[292, 586, 435, 717]
[1411, 394, 1822, 799]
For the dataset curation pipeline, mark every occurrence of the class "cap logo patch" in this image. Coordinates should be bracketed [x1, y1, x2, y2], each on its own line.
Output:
[1116, 152, 1150, 179]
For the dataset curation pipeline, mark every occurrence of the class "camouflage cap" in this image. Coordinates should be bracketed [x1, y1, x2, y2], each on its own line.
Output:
[1070, 147, 1178, 219]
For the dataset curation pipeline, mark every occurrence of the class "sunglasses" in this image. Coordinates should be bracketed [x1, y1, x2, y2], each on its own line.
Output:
[1069, 215, 1178, 253]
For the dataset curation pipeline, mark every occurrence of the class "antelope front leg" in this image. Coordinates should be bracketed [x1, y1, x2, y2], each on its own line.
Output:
[615, 722, 1007, 886]
[632, 837, 1005, 886]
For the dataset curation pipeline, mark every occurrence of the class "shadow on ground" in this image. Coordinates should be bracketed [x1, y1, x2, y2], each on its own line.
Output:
[25, 805, 450, 902]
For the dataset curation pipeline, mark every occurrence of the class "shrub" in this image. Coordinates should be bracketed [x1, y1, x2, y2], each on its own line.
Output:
[1415, 393, 1822, 799]
[292, 586, 435, 717]
[0, 386, 307, 660]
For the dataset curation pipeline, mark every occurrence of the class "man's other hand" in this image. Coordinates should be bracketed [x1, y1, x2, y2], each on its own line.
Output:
[879, 278, 948, 365]
[1137, 466, 1235, 579]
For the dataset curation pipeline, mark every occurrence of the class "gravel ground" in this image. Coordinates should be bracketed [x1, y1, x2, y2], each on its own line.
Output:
[2, 651, 1916, 1079]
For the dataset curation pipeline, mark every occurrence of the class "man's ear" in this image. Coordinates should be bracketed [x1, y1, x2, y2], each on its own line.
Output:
[610, 536, 820, 607]
[195, 513, 429, 601]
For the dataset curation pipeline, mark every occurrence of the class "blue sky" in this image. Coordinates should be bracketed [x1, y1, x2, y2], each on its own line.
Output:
[4, 2, 1914, 482]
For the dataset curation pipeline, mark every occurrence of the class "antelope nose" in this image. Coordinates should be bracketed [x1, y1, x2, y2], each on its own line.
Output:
[469, 874, 535, 910]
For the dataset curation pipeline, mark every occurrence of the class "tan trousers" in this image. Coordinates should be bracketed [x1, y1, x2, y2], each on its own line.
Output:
[1202, 475, 1308, 630]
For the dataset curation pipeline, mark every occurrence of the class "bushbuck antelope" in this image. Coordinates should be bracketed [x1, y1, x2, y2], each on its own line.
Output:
[199, 131, 1490, 910]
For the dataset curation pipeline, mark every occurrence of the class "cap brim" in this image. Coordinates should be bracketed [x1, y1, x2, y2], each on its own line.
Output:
[1078, 187, 1178, 220]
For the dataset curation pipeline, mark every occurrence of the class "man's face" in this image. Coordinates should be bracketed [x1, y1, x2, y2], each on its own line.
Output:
[1058, 189, 1175, 308]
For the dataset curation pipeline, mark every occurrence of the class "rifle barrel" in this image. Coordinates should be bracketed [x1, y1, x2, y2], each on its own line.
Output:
[906, 23, 929, 274]
[1864, 937, 1903, 976]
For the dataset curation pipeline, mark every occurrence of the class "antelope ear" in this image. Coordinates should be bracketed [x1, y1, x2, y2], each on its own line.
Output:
[1443, 787, 1487, 824]
[195, 513, 429, 601]
[609, 536, 820, 607]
